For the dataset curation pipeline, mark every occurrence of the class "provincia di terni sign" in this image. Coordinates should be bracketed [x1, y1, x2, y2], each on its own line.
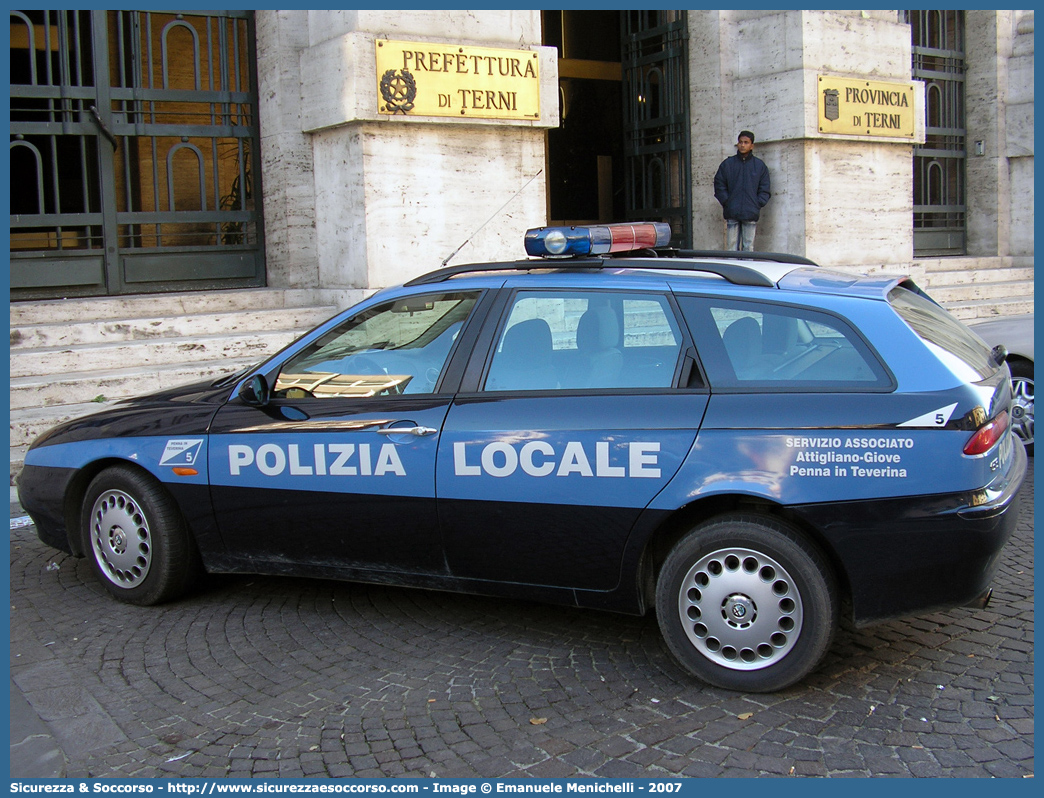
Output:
[375, 39, 541, 120]
[817, 74, 917, 138]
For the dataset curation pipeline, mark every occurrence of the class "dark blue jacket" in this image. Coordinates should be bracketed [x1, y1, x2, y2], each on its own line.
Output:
[713, 152, 771, 222]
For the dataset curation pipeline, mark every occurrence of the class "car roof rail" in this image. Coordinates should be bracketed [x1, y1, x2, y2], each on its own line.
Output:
[404, 257, 793, 288]
[660, 249, 820, 267]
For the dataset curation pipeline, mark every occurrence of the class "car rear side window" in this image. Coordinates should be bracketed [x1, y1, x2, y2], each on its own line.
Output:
[484, 291, 683, 391]
[888, 284, 996, 381]
[678, 296, 892, 391]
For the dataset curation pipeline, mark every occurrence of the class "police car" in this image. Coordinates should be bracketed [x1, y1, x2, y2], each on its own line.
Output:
[18, 222, 1027, 693]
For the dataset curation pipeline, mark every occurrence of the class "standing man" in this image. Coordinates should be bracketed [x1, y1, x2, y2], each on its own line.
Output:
[713, 130, 771, 251]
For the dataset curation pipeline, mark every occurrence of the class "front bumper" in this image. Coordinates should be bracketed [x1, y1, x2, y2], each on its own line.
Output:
[792, 438, 1027, 625]
[18, 464, 79, 555]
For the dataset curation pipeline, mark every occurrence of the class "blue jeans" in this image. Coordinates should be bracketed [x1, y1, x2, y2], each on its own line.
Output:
[725, 220, 756, 251]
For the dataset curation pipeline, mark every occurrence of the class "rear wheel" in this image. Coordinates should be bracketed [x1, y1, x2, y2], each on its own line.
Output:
[1009, 360, 1034, 456]
[81, 465, 200, 605]
[656, 515, 837, 692]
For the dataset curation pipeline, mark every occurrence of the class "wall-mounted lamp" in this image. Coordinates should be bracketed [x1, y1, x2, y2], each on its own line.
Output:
[975, 140, 985, 156]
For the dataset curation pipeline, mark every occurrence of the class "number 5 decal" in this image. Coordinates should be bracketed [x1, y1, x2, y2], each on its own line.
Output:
[898, 403, 958, 428]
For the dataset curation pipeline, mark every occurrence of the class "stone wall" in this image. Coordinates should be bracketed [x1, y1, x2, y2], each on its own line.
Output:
[257, 10, 1032, 295]
[688, 10, 921, 268]
[256, 11, 320, 291]
[257, 10, 556, 296]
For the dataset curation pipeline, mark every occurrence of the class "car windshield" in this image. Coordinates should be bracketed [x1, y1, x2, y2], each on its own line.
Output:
[888, 284, 996, 381]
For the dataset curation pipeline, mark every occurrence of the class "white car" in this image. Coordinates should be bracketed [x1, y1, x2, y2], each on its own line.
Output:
[970, 314, 1034, 456]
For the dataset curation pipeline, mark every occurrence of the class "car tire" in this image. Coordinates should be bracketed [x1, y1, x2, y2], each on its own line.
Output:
[656, 515, 837, 692]
[1008, 359, 1034, 457]
[81, 465, 201, 605]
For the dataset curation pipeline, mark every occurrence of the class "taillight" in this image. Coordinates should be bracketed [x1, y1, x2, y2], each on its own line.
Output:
[963, 410, 1009, 455]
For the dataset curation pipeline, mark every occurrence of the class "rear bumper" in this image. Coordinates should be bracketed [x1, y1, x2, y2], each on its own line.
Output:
[792, 439, 1027, 626]
[964, 586, 992, 610]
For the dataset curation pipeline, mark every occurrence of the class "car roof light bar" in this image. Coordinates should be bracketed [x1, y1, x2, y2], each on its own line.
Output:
[524, 222, 672, 258]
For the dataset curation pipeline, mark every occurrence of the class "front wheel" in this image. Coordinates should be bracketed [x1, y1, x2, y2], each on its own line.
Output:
[81, 465, 201, 605]
[656, 515, 837, 692]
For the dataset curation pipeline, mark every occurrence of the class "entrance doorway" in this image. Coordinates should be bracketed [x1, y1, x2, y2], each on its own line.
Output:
[10, 9, 265, 300]
[542, 10, 691, 247]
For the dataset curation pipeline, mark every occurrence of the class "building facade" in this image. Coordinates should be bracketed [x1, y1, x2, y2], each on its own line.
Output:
[10, 8, 1034, 303]
[256, 8, 1034, 305]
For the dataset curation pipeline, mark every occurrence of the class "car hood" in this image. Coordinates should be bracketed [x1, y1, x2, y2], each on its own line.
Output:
[115, 375, 238, 407]
[28, 377, 234, 451]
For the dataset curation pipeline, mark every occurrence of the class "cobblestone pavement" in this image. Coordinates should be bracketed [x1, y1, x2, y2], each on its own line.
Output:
[10, 463, 1033, 779]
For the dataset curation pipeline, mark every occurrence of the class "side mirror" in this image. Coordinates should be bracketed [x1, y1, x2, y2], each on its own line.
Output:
[238, 374, 271, 407]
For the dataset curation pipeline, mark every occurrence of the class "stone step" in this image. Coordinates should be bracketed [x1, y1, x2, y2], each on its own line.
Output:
[10, 305, 337, 350]
[10, 329, 299, 379]
[921, 267, 1035, 288]
[918, 256, 1019, 274]
[10, 357, 259, 410]
[942, 295, 1036, 322]
[926, 279, 1036, 304]
[8, 287, 329, 326]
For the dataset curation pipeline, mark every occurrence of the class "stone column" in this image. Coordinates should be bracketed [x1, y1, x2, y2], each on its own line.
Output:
[1005, 11, 1034, 261]
[689, 10, 922, 271]
[965, 11, 1014, 258]
[259, 10, 557, 295]
[256, 11, 320, 290]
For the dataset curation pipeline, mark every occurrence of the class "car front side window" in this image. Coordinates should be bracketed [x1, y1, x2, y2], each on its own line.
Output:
[273, 291, 479, 399]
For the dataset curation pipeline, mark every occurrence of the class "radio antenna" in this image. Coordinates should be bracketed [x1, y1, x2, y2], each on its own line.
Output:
[441, 169, 543, 268]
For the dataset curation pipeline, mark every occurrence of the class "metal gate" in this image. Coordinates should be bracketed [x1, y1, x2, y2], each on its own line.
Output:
[10, 9, 265, 300]
[621, 10, 691, 248]
[907, 9, 966, 256]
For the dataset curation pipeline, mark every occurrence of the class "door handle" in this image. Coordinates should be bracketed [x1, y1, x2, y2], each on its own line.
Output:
[377, 425, 438, 437]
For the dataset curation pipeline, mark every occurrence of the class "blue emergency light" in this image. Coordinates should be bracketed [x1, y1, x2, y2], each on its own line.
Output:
[525, 222, 672, 258]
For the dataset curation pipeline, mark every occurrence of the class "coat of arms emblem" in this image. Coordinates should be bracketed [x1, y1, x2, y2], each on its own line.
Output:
[823, 88, 840, 121]
[380, 68, 417, 114]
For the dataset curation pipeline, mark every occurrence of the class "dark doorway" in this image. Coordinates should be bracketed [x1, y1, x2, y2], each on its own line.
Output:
[542, 10, 691, 247]
[542, 10, 624, 227]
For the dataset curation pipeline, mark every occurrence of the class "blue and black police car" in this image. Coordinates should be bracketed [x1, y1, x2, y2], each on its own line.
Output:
[18, 222, 1027, 692]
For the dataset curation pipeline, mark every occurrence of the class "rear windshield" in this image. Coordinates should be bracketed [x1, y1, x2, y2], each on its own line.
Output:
[888, 284, 996, 381]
